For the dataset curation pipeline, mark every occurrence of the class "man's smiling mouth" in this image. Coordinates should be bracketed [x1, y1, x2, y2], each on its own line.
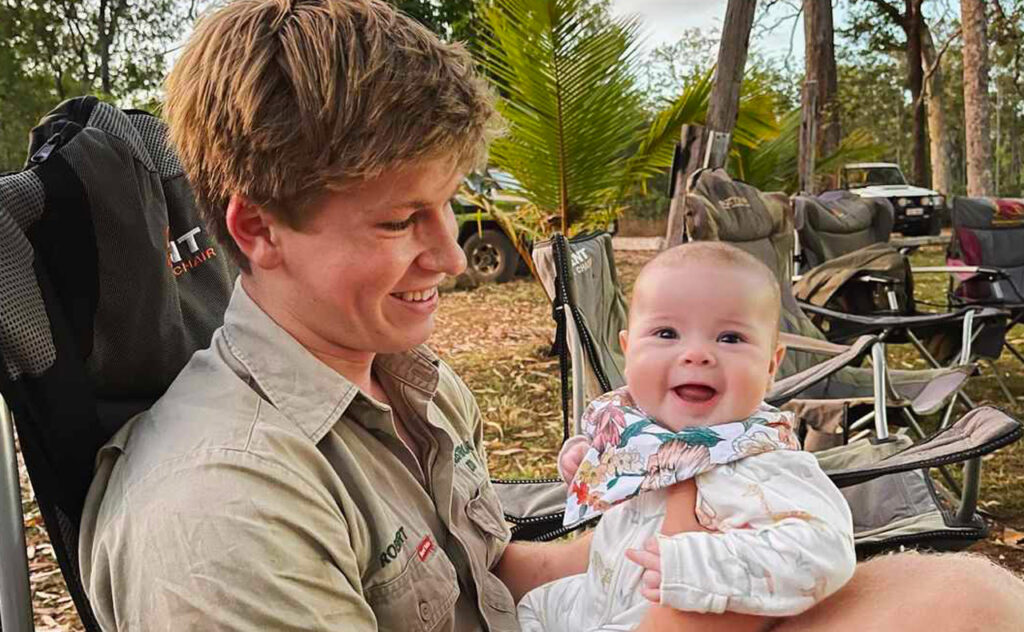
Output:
[392, 287, 438, 303]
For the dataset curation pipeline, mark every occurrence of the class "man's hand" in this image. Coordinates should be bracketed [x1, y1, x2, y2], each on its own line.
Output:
[625, 536, 662, 603]
[557, 437, 590, 483]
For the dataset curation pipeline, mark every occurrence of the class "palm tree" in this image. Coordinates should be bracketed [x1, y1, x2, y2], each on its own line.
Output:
[477, 0, 775, 238]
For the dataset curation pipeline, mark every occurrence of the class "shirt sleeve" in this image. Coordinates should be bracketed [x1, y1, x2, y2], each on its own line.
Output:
[656, 450, 856, 617]
[83, 449, 377, 631]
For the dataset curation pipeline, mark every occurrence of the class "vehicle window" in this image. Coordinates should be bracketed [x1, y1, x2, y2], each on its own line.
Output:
[844, 167, 907, 187]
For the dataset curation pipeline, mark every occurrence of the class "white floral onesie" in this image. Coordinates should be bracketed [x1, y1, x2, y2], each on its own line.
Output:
[517, 449, 855, 631]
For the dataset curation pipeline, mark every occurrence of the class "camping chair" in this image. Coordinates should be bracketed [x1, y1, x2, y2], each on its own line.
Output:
[0, 97, 237, 631]
[937, 197, 1024, 373]
[791, 193, 1011, 399]
[794, 190, 896, 272]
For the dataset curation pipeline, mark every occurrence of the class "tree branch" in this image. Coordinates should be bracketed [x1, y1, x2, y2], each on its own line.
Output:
[862, 0, 905, 27]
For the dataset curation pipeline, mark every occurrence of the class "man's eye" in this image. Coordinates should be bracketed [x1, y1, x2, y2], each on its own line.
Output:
[717, 332, 744, 344]
[654, 328, 678, 340]
[380, 216, 414, 231]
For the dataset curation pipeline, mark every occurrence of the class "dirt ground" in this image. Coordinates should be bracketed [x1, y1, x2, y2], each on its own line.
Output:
[15, 246, 1024, 630]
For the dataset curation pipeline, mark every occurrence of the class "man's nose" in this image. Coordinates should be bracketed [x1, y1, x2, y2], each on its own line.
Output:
[420, 205, 467, 276]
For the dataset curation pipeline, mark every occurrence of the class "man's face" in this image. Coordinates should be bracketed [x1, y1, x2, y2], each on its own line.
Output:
[621, 262, 784, 430]
[257, 158, 467, 357]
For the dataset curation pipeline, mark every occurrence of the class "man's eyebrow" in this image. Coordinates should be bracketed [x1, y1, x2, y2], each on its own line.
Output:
[379, 182, 463, 213]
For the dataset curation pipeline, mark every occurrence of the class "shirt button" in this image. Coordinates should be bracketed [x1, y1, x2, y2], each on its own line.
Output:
[419, 601, 431, 622]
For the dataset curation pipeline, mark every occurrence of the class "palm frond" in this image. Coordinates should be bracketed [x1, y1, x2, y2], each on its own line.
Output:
[479, 0, 648, 232]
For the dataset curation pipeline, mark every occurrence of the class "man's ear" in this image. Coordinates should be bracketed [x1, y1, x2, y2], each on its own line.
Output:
[768, 344, 786, 379]
[225, 195, 283, 270]
[618, 330, 629, 354]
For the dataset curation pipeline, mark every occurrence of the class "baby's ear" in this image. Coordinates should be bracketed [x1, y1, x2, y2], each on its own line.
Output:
[618, 330, 629, 354]
[768, 344, 786, 378]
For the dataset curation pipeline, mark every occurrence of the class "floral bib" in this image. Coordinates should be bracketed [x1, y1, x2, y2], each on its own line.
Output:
[563, 387, 800, 526]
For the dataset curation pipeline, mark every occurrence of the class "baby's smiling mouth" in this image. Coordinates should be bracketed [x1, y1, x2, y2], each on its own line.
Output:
[673, 384, 718, 403]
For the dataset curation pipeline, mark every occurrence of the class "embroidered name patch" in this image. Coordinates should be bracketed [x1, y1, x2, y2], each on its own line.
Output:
[379, 526, 408, 567]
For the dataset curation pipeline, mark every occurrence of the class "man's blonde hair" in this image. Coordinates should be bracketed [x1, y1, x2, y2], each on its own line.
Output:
[165, 0, 497, 267]
[636, 241, 783, 330]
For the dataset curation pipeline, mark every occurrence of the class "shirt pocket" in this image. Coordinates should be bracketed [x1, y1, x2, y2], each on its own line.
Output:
[364, 545, 460, 632]
[465, 483, 511, 570]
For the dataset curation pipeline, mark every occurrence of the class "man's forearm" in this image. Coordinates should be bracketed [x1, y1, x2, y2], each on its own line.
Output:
[494, 530, 594, 602]
[633, 606, 772, 632]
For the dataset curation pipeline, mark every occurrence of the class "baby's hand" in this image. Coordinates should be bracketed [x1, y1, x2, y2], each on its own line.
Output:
[557, 436, 591, 483]
[625, 536, 662, 603]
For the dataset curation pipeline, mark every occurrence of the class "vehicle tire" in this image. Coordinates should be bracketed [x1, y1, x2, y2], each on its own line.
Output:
[463, 229, 518, 283]
[927, 213, 942, 236]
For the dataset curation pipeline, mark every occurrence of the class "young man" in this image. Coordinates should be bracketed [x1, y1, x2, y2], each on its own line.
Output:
[79, 1, 1024, 630]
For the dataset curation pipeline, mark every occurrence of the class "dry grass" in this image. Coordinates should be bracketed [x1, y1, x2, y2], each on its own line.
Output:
[15, 247, 1024, 630]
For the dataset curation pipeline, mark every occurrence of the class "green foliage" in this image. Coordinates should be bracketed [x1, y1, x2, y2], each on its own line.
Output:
[0, 0, 202, 171]
[477, 0, 778, 237]
[391, 0, 478, 42]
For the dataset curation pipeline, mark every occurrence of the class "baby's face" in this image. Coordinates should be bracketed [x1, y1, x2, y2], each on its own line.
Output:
[620, 262, 785, 431]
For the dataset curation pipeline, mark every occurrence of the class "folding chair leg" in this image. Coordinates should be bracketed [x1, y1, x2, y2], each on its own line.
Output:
[983, 358, 1018, 407]
[0, 397, 34, 632]
[954, 457, 983, 527]
[906, 329, 941, 369]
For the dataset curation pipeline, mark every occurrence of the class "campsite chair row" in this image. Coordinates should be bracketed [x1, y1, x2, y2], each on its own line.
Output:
[792, 191, 1024, 412]
[502, 229, 1021, 557]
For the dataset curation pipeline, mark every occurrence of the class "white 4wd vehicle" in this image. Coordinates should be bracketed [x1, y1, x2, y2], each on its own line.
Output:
[840, 162, 943, 236]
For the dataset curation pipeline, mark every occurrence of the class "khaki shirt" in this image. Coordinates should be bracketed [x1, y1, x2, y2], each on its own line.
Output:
[79, 282, 519, 631]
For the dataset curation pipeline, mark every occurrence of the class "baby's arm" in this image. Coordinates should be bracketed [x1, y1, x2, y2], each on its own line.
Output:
[629, 480, 772, 632]
[656, 451, 856, 617]
[557, 436, 591, 483]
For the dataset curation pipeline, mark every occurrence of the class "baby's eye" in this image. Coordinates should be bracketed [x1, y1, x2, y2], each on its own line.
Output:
[717, 332, 745, 344]
[654, 327, 678, 340]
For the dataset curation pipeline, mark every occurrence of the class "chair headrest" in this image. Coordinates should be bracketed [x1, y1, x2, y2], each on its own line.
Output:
[795, 192, 893, 236]
[952, 196, 1024, 230]
[684, 169, 793, 243]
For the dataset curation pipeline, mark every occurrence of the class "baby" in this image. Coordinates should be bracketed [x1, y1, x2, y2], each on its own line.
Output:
[517, 242, 855, 631]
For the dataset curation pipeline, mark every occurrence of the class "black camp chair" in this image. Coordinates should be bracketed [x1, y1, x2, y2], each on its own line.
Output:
[0, 97, 237, 631]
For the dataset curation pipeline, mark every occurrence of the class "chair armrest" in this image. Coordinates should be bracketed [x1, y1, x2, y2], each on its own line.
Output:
[778, 332, 851, 355]
[798, 302, 1001, 329]
[824, 406, 1022, 489]
[767, 335, 878, 406]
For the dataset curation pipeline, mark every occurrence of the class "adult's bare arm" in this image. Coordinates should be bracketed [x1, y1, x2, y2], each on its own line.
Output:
[494, 530, 594, 603]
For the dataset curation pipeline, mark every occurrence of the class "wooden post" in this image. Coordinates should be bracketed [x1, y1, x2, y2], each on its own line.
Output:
[799, 80, 818, 195]
[664, 125, 732, 248]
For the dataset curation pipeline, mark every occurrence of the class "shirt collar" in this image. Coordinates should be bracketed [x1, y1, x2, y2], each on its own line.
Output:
[221, 279, 441, 443]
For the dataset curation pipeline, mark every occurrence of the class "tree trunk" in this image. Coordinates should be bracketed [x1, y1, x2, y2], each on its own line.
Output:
[665, 0, 756, 248]
[921, 24, 953, 197]
[962, 0, 994, 196]
[906, 0, 929, 186]
[803, 0, 840, 177]
[706, 0, 757, 135]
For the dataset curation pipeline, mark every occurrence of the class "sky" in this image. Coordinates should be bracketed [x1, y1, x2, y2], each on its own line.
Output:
[609, 0, 815, 65]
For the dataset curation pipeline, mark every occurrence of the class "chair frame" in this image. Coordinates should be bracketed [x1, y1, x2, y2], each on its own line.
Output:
[1, 397, 33, 631]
